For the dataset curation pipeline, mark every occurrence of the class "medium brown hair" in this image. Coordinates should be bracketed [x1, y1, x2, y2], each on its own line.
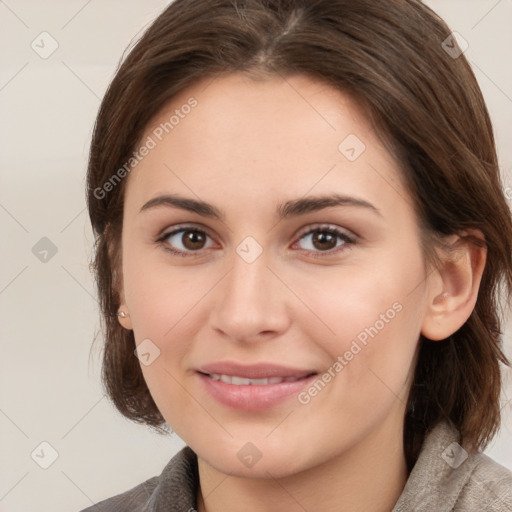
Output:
[86, 0, 512, 470]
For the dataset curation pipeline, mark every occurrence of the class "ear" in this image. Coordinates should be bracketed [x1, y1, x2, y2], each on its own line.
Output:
[106, 230, 133, 331]
[421, 229, 486, 341]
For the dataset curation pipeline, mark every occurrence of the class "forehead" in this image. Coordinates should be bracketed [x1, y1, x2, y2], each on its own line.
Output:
[124, 72, 411, 220]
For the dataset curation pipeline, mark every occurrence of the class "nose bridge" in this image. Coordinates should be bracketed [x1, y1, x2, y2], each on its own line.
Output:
[210, 247, 289, 341]
[228, 255, 265, 304]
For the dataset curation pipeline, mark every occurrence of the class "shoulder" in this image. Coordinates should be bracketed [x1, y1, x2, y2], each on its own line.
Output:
[77, 446, 199, 512]
[393, 421, 512, 512]
[455, 451, 512, 511]
[78, 476, 159, 512]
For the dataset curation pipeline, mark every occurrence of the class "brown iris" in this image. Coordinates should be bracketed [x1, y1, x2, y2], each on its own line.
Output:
[181, 230, 207, 250]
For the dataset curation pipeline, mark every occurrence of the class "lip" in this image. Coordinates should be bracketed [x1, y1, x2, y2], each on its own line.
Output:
[198, 362, 316, 379]
[197, 361, 317, 411]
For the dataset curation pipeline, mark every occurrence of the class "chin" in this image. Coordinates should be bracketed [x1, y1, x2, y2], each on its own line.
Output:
[193, 434, 320, 480]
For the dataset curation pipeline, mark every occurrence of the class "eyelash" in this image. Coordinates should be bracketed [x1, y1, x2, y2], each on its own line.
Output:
[155, 224, 356, 258]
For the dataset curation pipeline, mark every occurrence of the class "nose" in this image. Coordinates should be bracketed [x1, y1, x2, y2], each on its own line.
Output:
[209, 248, 291, 343]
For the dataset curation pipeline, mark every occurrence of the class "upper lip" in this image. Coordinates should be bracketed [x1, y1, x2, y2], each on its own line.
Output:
[198, 362, 317, 379]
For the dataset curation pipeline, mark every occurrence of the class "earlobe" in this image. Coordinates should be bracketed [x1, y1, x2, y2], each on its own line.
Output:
[117, 307, 133, 330]
[116, 281, 133, 330]
[421, 230, 486, 341]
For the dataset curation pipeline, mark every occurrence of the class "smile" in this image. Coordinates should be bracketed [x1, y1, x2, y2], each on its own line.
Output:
[196, 363, 318, 411]
[205, 373, 303, 385]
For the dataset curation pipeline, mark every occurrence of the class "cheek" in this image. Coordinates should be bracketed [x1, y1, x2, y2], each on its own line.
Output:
[122, 255, 214, 413]
[122, 242, 211, 339]
[298, 247, 425, 393]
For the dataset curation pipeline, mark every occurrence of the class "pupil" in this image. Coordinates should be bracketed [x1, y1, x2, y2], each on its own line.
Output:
[313, 231, 336, 250]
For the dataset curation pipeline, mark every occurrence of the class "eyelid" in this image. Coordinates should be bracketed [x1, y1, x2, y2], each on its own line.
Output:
[293, 223, 356, 242]
[157, 222, 213, 240]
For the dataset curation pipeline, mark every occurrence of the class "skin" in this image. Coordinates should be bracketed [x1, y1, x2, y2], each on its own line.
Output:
[115, 72, 486, 512]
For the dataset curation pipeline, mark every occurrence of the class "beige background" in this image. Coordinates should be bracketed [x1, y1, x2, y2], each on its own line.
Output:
[0, 1, 511, 510]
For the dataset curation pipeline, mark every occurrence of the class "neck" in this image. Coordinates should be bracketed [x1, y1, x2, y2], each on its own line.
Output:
[196, 415, 409, 512]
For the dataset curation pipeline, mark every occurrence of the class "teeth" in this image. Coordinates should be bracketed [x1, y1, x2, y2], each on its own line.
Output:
[231, 376, 251, 385]
[251, 378, 270, 385]
[208, 374, 301, 385]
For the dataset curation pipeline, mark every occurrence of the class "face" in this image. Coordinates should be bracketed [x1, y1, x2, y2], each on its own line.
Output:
[117, 72, 431, 478]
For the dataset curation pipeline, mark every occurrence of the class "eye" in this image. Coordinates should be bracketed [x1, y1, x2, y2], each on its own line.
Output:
[157, 225, 215, 256]
[293, 225, 355, 255]
[156, 223, 356, 258]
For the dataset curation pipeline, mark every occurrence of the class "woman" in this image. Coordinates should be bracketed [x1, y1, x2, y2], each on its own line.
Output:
[83, 0, 512, 510]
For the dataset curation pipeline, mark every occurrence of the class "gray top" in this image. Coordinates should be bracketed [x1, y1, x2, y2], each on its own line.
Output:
[79, 421, 512, 511]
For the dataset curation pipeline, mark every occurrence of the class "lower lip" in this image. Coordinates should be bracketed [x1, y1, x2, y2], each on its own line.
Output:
[197, 373, 317, 411]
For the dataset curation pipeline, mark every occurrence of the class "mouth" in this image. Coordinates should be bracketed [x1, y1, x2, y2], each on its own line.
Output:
[196, 362, 318, 411]
[199, 373, 314, 385]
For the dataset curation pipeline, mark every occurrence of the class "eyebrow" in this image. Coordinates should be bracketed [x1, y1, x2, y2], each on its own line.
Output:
[139, 193, 382, 220]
